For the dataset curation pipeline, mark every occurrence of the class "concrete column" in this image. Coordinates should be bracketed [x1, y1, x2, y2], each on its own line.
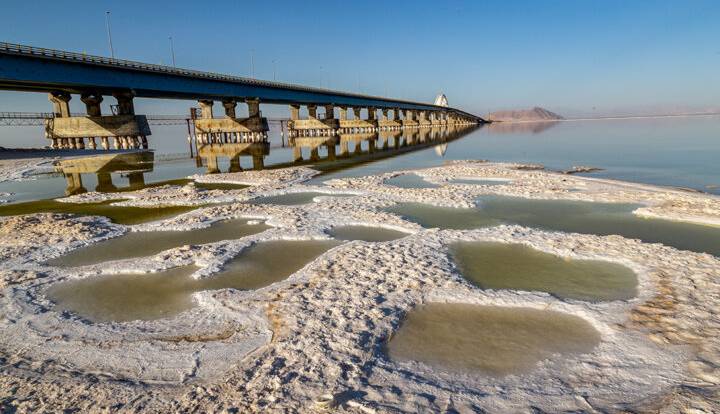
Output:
[326, 143, 336, 161]
[340, 140, 349, 157]
[293, 146, 303, 162]
[64, 173, 86, 195]
[339, 107, 348, 120]
[88, 137, 97, 150]
[49, 92, 72, 118]
[310, 147, 320, 161]
[127, 172, 145, 189]
[290, 104, 300, 120]
[247, 98, 261, 118]
[95, 172, 117, 192]
[394, 109, 401, 120]
[80, 94, 103, 117]
[252, 154, 264, 170]
[352, 107, 361, 120]
[381, 109, 388, 121]
[367, 107, 376, 120]
[229, 155, 243, 172]
[222, 99, 237, 118]
[324, 104, 335, 120]
[307, 105, 317, 119]
[198, 100, 214, 119]
[113, 92, 136, 115]
[101, 137, 110, 150]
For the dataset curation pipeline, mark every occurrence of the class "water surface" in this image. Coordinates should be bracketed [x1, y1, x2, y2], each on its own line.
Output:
[47, 219, 270, 267]
[252, 192, 352, 205]
[450, 242, 637, 301]
[384, 174, 439, 189]
[47, 239, 338, 322]
[386, 195, 720, 256]
[386, 303, 600, 376]
[0, 199, 199, 225]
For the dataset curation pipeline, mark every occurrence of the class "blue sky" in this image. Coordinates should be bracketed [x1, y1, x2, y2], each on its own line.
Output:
[1, 0, 719, 117]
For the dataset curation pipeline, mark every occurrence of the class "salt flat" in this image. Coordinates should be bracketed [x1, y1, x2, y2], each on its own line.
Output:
[0, 161, 718, 412]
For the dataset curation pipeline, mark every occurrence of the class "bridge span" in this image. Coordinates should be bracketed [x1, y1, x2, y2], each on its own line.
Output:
[0, 42, 484, 150]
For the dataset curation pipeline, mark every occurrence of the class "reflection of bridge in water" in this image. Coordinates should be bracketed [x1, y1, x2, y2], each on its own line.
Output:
[194, 124, 480, 174]
[54, 124, 479, 192]
[56, 151, 154, 195]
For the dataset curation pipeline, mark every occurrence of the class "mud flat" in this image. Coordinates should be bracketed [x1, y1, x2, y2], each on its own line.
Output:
[0, 161, 719, 412]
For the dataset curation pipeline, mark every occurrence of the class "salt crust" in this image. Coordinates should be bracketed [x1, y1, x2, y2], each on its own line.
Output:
[0, 161, 719, 412]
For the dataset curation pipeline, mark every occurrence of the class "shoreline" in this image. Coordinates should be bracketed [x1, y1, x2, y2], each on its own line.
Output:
[1, 161, 719, 412]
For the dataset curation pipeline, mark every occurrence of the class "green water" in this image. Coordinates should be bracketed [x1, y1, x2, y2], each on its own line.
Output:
[46, 219, 270, 267]
[385, 195, 720, 256]
[450, 242, 637, 301]
[193, 182, 250, 191]
[0, 199, 200, 225]
[327, 225, 409, 242]
[252, 192, 352, 205]
[384, 174, 439, 189]
[46, 239, 339, 322]
[386, 303, 600, 377]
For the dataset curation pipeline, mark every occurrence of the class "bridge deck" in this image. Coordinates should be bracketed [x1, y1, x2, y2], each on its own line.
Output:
[0, 43, 482, 120]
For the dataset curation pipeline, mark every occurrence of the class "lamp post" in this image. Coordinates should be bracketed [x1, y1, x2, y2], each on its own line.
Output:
[105, 11, 115, 59]
[168, 36, 176, 67]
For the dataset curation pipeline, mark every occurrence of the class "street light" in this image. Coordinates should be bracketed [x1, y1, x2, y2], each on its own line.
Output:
[105, 11, 115, 59]
[250, 49, 255, 78]
[168, 36, 176, 67]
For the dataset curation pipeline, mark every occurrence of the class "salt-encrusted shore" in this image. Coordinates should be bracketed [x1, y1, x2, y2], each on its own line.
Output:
[1, 161, 719, 412]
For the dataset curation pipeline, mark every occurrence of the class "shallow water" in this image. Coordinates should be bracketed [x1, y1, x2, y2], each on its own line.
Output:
[252, 192, 352, 205]
[450, 242, 638, 301]
[386, 195, 720, 256]
[384, 174, 439, 189]
[386, 303, 600, 377]
[47, 219, 270, 267]
[193, 182, 250, 191]
[327, 225, 409, 242]
[0, 199, 200, 225]
[313, 117, 720, 195]
[46, 239, 339, 322]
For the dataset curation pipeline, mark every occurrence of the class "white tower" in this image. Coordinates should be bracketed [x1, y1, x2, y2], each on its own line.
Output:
[434, 94, 449, 107]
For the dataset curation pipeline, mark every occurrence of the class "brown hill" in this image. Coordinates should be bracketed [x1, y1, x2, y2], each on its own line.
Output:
[487, 107, 564, 122]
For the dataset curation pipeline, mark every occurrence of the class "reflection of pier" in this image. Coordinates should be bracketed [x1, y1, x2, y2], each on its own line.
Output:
[287, 124, 480, 168]
[196, 142, 270, 173]
[55, 151, 154, 195]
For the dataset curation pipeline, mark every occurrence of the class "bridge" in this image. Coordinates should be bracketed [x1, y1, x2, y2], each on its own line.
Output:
[0, 42, 484, 151]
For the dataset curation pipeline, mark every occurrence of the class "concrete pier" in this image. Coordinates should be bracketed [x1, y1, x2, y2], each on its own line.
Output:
[44, 92, 151, 150]
[193, 98, 269, 145]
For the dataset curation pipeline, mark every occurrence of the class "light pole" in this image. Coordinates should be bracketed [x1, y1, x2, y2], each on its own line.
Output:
[272, 60, 277, 81]
[250, 49, 255, 78]
[168, 36, 176, 67]
[105, 11, 115, 59]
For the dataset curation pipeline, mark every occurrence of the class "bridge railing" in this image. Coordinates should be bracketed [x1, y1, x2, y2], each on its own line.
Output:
[0, 42, 446, 109]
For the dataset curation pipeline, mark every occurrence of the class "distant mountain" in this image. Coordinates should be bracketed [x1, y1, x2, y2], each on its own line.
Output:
[487, 107, 564, 122]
